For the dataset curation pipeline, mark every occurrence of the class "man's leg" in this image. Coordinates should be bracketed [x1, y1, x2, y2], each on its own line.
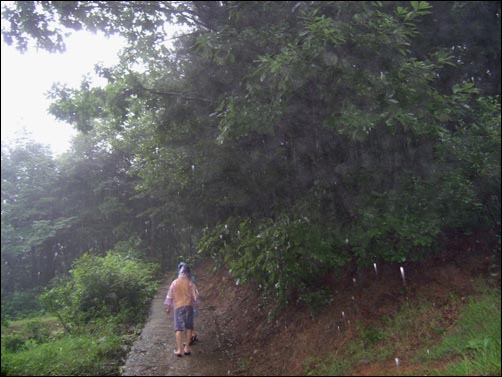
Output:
[175, 331, 183, 355]
[184, 329, 192, 354]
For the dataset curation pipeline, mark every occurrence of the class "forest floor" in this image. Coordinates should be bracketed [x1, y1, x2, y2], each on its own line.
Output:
[122, 230, 500, 376]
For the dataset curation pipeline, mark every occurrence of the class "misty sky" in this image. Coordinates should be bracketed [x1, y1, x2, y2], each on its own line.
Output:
[1, 31, 124, 156]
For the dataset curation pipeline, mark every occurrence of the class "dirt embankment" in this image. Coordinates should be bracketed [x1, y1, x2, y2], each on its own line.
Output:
[123, 231, 500, 376]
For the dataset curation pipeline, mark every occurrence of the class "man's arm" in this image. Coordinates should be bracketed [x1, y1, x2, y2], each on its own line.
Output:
[165, 281, 176, 314]
[191, 283, 199, 307]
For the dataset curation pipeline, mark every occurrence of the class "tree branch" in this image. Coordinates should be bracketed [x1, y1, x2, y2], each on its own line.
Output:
[140, 85, 215, 103]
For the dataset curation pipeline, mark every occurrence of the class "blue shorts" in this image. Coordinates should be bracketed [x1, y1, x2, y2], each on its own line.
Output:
[173, 306, 194, 332]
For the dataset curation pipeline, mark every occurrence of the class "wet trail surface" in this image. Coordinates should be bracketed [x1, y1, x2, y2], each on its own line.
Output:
[122, 269, 234, 376]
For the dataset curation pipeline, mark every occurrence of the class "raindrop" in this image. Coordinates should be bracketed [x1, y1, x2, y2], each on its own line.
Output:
[351, 296, 355, 301]
[400, 266, 406, 285]
[373, 263, 378, 275]
[395, 357, 400, 367]
[225, 224, 228, 229]
[337, 325, 341, 332]
[191, 165, 195, 171]
[341, 311, 345, 319]
[345, 238, 349, 244]
[219, 234, 223, 239]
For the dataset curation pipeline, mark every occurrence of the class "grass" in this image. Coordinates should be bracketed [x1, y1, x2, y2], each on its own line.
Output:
[2, 314, 62, 333]
[1, 315, 126, 376]
[2, 331, 123, 376]
[305, 278, 501, 376]
[424, 283, 501, 376]
[1, 315, 63, 353]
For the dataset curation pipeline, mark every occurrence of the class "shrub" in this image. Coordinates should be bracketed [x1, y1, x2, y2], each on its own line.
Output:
[40, 244, 160, 331]
[1, 334, 25, 353]
[198, 215, 349, 306]
[1, 289, 44, 320]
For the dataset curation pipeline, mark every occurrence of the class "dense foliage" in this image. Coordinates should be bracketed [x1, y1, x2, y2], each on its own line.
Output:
[1, 242, 159, 376]
[1, 1, 500, 307]
[199, 215, 347, 306]
[39, 244, 160, 333]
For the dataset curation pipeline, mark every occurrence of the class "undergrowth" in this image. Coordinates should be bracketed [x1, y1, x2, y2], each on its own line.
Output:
[304, 279, 501, 376]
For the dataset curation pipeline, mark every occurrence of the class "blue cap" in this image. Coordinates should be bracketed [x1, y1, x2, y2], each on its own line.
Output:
[178, 262, 187, 271]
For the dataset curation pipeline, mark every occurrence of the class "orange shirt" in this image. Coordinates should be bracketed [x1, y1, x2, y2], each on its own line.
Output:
[165, 275, 198, 309]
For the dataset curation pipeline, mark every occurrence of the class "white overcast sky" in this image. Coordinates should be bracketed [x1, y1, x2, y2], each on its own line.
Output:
[1, 31, 125, 156]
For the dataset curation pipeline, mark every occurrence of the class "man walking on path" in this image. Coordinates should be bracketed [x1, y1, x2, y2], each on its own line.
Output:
[165, 264, 199, 357]
[178, 261, 199, 345]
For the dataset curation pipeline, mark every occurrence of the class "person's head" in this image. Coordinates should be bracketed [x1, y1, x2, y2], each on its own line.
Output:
[178, 262, 187, 271]
[180, 264, 191, 276]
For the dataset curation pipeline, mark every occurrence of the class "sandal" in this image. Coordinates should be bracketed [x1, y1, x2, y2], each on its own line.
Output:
[174, 350, 183, 357]
[189, 335, 198, 345]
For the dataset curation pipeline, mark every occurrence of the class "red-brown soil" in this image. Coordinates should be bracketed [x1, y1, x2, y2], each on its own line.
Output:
[197, 230, 500, 376]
